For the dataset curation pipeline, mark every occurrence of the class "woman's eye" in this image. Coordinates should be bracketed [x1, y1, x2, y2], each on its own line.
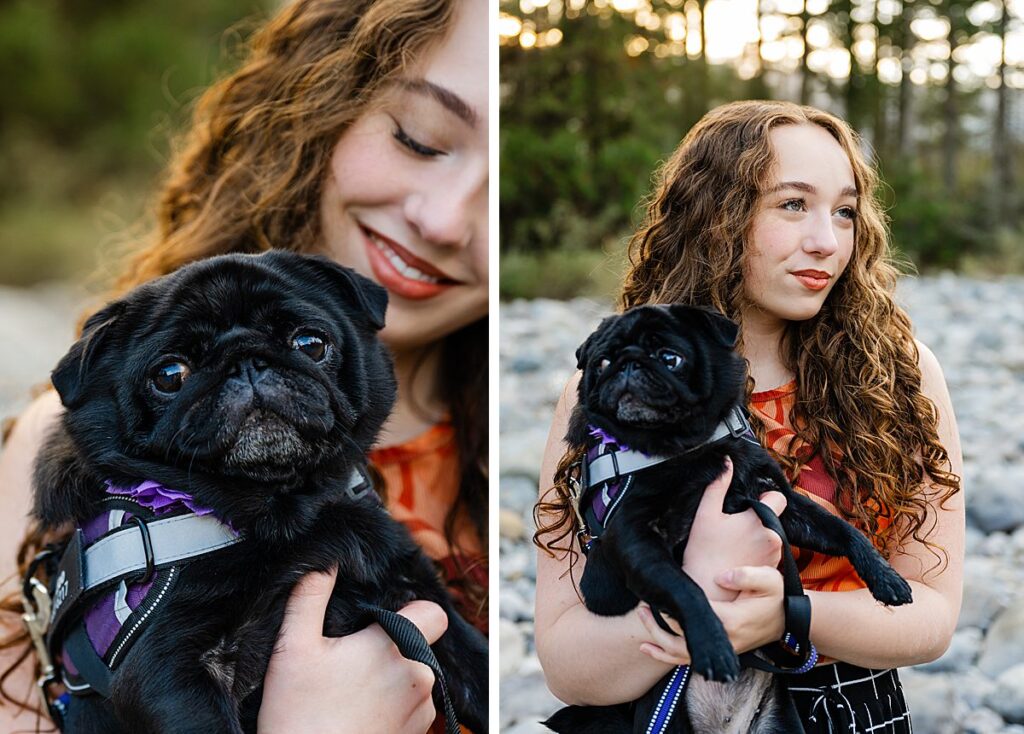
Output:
[835, 206, 857, 221]
[393, 125, 446, 158]
[781, 198, 806, 212]
[657, 351, 684, 372]
[151, 361, 191, 394]
[291, 332, 330, 362]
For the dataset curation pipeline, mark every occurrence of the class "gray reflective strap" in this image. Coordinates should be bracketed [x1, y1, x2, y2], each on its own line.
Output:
[82, 514, 242, 593]
[586, 451, 672, 489]
[584, 408, 752, 489]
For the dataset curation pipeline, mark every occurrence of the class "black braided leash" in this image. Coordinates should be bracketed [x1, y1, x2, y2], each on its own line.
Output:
[363, 605, 462, 734]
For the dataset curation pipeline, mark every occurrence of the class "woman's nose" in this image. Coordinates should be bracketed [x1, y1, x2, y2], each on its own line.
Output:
[404, 169, 485, 248]
[803, 211, 840, 256]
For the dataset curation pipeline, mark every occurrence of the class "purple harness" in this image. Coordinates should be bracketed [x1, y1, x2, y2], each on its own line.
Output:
[60, 482, 238, 693]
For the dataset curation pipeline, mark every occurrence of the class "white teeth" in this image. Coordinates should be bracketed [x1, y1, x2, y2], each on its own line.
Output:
[367, 232, 442, 284]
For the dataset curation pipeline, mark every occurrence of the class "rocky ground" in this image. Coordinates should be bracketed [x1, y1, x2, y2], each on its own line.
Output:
[0, 283, 86, 426]
[499, 275, 1024, 734]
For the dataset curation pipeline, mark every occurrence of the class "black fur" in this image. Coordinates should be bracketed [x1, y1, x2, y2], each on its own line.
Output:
[545, 304, 911, 734]
[34, 251, 487, 734]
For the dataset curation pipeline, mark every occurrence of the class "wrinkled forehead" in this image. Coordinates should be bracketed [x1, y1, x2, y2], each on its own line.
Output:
[599, 308, 689, 350]
[125, 261, 333, 352]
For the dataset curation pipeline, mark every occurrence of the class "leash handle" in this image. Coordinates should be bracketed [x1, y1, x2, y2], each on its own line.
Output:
[362, 605, 462, 734]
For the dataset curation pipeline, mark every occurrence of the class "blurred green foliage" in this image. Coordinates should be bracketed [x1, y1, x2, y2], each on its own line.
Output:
[500, 1, 1024, 299]
[0, 0, 273, 286]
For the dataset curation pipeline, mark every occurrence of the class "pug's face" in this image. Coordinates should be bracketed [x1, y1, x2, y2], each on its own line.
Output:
[51, 252, 395, 494]
[574, 305, 745, 449]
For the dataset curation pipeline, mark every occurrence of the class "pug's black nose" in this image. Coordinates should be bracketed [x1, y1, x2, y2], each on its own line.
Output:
[228, 357, 270, 385]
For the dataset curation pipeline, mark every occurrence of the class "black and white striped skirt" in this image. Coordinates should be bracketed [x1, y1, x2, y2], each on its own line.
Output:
[786, 662, 913, 733]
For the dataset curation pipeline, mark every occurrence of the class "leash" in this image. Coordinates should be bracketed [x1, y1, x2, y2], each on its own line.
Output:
[362, 606, 463, 734]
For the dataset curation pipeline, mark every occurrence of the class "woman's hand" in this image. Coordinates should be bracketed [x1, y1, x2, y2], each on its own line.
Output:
[682, 456, 787, 602]
[258, 568, 445, 734]
[637, 566, 785, 666]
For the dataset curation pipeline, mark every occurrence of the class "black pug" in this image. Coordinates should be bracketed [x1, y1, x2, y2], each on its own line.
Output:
[31, 251, 487, 734]
[544, 304, 912, 734]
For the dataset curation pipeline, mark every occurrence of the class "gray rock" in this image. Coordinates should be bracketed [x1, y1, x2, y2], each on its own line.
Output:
[968, 466, 1024, 534]
[500, 618, 526, 677]
[961, 706, 1005, 734]
[901, 671, 957, 734]
[500, 670, 562, 729]
[500, 427, 552, 481]
[918, 627, 982, 673]
[987, 664, 1024, 724]
[980, 606, 1024, 677]
[500, 587, 533, 622]
[959, 557, 1011, 630]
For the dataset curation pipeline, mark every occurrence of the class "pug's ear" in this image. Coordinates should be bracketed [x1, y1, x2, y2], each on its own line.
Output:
[575, 332, 597, 370]
[669, 305, 739, 349]
[51, 302, 124, 408]
[300, 255, 388, 330]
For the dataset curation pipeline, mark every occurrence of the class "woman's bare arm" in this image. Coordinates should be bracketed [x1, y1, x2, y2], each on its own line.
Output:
[0, 390, 63, 730]
[798, 341, 965, 668]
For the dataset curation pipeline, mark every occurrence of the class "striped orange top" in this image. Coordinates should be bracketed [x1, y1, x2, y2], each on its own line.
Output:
[750, 381, 887, 594]
[370, 422, 488, 633]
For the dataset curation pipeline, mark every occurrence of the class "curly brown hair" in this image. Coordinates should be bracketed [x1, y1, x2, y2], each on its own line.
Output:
[536, 100, 960, 569]
[2, 0, 487, 716]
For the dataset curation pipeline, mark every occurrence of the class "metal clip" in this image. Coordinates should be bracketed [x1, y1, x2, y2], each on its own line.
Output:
[21, 576, 58, 712]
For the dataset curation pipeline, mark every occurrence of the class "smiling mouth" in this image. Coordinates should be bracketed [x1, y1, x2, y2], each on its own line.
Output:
[791, 270, 831, 291]
[362, 226, 461, 300]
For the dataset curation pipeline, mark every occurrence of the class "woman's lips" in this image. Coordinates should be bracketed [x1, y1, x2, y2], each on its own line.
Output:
[362, 227, 457, 300]
[792, 270, 831, 292]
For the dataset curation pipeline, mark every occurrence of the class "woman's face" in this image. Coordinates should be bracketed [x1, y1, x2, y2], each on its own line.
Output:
[743, 123, 857, 327]
[319, 0, 488, 352]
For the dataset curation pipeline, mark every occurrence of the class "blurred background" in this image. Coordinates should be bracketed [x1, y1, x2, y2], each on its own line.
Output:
[498, 2, 1024, 733]
[499, 0, 1024, 298]
[0, 0, 273, 420]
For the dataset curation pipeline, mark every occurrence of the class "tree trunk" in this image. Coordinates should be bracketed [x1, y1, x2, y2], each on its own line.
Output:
[994, 0, 1013, 225]
[896, 0, 915, 158]
[942, 22, 958, 195]
[800, 0, 813, 104]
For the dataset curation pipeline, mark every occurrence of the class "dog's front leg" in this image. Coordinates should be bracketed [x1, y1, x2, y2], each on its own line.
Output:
[777, 487, 913, 606]
[111, 608, 243, 734]
[603, 510, 740, 682]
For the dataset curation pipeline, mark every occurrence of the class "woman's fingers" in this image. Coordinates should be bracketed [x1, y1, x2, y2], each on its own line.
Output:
[396, 600, 449, 645]
[279, 567, 339, 644]
[715, 566, 784, 596]
[695, 456, 734, 519]
[758, 490, 788, 516]
[636, 604, 690, 664]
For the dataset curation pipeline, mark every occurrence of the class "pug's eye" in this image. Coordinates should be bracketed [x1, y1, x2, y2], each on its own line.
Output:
[151, 361, 191, 394]
[598, 358, 610, 373]
[291, 332, 329, 362]
[657, 350, 684, 372]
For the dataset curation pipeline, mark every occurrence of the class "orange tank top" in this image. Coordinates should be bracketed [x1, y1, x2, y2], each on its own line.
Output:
[369, 422, 488, 633]
[749, 381, 888, 593]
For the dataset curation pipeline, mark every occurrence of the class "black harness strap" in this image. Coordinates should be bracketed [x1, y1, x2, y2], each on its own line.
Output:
[362, 605, 462, 734]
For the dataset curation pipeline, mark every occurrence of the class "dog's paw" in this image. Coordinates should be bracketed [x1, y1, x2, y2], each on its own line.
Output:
[689, 642, 741, 683]
[867, 567, 914, 606]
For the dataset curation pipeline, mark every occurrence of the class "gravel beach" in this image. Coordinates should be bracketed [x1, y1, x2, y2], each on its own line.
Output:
[499, 275, 1024, 734]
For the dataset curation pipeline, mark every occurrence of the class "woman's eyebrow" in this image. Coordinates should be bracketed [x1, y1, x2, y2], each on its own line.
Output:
[768, 181, 858, 198]
[398, 78, 478, 128]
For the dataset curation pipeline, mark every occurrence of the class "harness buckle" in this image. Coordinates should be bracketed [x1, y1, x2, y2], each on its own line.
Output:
[128, 516, 155, 584]
[725, 407, 751, 439]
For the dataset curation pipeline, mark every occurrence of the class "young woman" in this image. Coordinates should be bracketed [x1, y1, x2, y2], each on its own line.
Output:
[0, 0, 487, 731]
[534, 100, 963, 732]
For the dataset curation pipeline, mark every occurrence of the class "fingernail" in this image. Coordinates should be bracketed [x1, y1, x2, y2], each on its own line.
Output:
[716, 570, 734, 585]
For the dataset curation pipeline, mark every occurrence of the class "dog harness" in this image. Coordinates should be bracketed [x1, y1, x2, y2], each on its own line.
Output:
[22, 468, 467, 734]
[569, 407, 818, 733]
[571, 405, 758, 552]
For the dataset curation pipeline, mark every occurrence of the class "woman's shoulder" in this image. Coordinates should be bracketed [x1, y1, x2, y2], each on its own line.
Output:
[912, 339, 950, 400]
